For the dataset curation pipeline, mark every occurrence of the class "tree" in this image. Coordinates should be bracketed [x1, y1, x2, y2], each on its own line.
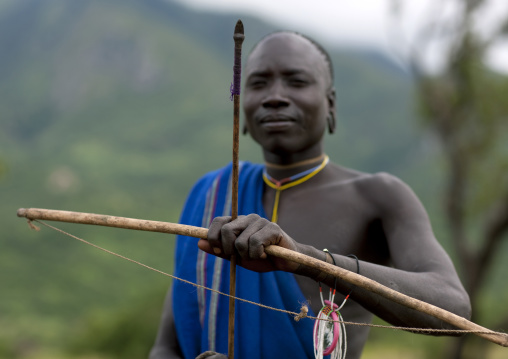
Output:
[391, 0, 508, 357]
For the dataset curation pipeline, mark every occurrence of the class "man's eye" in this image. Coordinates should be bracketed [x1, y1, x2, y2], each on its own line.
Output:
[289, 78, 308, 86]
[248, 80, 266, 88]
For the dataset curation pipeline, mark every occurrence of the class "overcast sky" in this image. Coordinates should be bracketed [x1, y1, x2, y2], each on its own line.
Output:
[174, 0, 508, 73]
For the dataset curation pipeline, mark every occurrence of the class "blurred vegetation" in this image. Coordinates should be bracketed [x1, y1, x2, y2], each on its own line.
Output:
[66, 286, 167, 359]
[0, 0, 506, 358]
[391, 0, 508, 357]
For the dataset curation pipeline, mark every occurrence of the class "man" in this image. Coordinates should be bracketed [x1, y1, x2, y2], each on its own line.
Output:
[150, 31, 471, 359]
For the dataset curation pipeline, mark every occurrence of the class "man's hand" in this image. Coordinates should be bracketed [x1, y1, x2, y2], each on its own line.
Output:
[198, 214, 300, 273]
[195, 351, 227, 359]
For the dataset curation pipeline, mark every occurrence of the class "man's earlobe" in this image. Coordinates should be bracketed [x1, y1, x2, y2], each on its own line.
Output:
[328, 113, 336, 134]
[327, 88, 336, 134]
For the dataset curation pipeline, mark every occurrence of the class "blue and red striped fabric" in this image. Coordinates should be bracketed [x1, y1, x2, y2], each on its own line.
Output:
[172, 162, 315, 359]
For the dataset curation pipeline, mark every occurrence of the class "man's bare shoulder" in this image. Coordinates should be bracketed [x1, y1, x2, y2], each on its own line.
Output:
[327, 163, 405, 188]
[356, 171, 408, 191]
[326, 164, 415, 206]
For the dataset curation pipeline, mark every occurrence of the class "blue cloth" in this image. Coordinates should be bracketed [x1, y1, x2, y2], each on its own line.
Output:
[172, 162, 315, 359]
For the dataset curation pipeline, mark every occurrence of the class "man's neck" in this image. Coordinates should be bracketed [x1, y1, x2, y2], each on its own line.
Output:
[264, 153, 327, 181]
[265, 153, 325, 170]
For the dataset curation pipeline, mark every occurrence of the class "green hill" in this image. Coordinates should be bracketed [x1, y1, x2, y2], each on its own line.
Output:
[0, 0, 427, 357]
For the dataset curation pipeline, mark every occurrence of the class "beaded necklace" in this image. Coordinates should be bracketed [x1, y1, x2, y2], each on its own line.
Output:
[262, 155, 329, 222]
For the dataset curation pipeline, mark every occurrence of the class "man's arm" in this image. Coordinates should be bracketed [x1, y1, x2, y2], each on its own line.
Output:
[149, 288, 184, 359]
[292, 173, 472, 330]
[202, 173, 471, 331]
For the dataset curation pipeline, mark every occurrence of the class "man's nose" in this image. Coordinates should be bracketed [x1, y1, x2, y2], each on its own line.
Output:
[262, 81, 289, 109]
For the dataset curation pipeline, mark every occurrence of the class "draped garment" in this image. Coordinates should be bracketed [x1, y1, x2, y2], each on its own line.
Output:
[172, 162, 315, 358]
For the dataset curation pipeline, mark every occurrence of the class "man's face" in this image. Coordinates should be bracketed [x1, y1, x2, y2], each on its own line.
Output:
[243, 33, 334, 158]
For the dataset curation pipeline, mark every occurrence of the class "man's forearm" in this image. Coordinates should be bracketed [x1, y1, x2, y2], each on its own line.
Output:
[292, 244, 471, 330]
[331, 261, 471, 331]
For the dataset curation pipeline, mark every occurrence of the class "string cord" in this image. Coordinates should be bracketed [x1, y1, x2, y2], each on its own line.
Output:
[27, 219, 506, 336]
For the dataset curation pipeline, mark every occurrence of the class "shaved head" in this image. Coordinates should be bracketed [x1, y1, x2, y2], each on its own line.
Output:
[248, 31, 334, 90]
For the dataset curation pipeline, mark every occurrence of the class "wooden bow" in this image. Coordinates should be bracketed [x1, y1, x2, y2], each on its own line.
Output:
[16, 207, 508, 347]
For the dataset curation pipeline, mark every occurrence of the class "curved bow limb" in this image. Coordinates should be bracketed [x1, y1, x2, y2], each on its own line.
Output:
[16, 207, 508, 347]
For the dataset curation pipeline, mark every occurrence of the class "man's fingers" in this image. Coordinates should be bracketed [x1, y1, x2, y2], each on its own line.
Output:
[207, 216, 232, 254]
[208, 215, 260, 256]
[207, 214, 282, 262]
[197, 239, 213, 253]
[221, 214, 262, 256]
[195, 351, 227, 359]
[247, 222, 283, 259]
[233, 216, 271, 258]
[233, 216, 282, 259]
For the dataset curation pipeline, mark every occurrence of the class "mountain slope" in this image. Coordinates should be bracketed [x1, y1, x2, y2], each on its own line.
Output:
[0, 0, 420, 356]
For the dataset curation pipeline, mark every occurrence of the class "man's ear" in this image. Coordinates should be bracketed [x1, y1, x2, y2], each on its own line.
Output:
[327, 88, 336, 134]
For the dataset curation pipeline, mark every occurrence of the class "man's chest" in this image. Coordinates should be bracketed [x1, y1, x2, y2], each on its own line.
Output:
[263, 184, 390, 264]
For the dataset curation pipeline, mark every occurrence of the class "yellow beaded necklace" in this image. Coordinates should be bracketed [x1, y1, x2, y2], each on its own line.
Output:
[262, 155, 329, 222]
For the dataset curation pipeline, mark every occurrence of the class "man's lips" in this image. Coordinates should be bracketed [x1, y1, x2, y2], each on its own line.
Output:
[259, 114, 294, 123]
[259, 115, 295, 130]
